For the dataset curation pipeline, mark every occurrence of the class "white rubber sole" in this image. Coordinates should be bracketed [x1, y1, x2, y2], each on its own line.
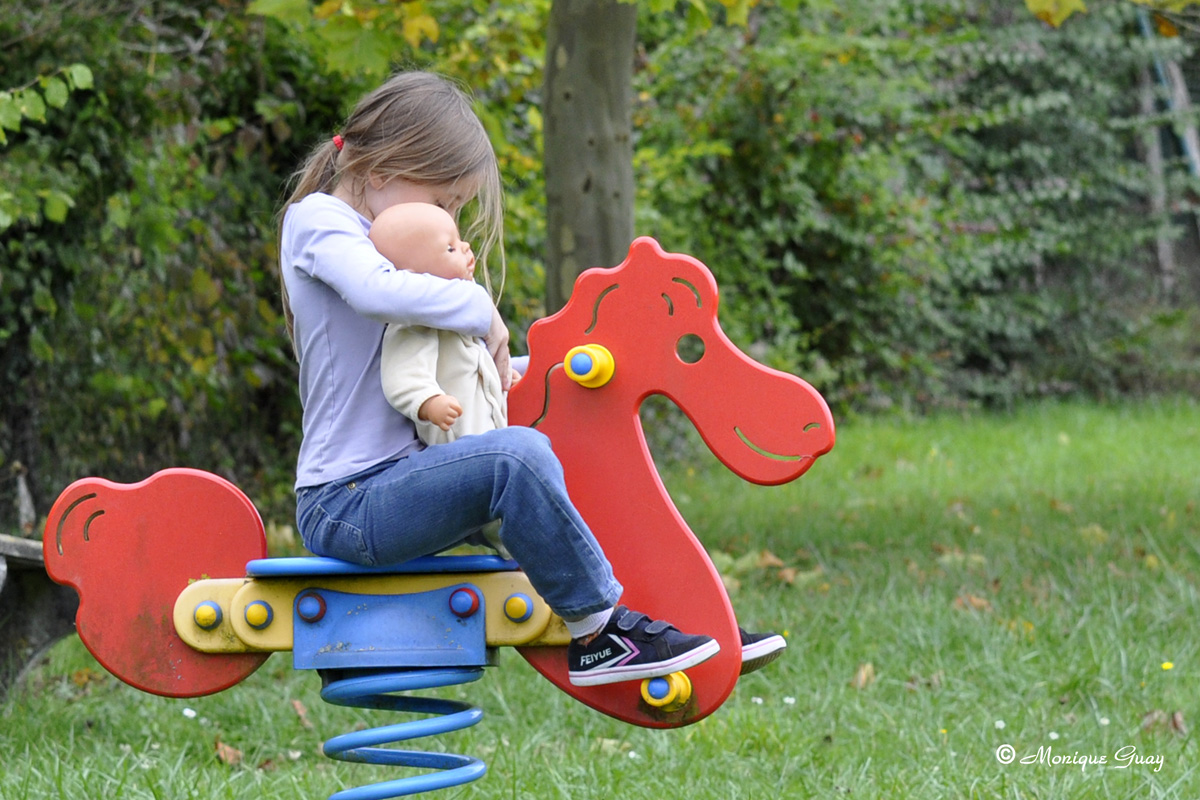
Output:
[740, 634, 787, 675]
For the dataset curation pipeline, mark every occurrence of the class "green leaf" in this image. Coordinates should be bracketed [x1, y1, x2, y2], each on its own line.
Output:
[106, 194, 131, 230]
[32, 284, 57, 315]
[42, 190, 73, 223]
[0, 93, 21, 131]
[42, 77, 69, 109]
[66, 63, 94, 90]
[15, 89, 46, 123]
[318, 20, 394, 77]
[191, 269, 221, 308]
[247, 0, 313, 26]
[29, 327, 54, 362]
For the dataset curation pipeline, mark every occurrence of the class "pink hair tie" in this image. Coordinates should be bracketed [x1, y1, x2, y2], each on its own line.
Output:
[332, 134, 344, 152]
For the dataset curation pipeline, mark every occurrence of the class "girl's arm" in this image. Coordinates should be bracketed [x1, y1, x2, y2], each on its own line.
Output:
[292, 203, 494, 337]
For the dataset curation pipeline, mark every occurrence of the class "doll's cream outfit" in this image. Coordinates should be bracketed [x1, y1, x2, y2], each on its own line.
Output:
[381, 324, 507, 446]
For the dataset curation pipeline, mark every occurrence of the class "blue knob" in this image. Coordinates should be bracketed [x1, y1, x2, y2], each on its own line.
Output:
[570, 352, 594, 375]
[297, 592, 326, 623]
[645, 677, 671, 700]
[449, 588, 480, 618]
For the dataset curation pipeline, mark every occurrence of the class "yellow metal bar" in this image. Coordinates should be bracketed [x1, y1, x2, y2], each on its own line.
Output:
[174, 572, 571, 653]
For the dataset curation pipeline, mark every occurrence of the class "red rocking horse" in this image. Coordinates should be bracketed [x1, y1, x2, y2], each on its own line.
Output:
[42, 237, 835, 789]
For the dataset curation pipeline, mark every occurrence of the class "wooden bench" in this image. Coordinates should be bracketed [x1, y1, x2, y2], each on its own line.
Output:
[0, 533, 78, 698]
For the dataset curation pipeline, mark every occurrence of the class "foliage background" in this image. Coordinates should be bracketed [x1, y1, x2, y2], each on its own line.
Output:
[2, 0, 1199, 529]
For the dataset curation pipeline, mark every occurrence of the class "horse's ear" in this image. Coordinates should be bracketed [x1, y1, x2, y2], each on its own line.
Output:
[626, 236, 667, 261]
[622, 237, 720, 309]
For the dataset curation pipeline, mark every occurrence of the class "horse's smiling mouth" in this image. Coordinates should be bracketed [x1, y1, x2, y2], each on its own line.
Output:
[734, 425, 821, 462]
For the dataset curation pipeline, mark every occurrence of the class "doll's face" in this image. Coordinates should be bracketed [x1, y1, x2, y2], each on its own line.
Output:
[369, 203, 476, 281]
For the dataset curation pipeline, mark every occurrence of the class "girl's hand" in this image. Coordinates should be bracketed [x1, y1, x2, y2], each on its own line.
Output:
[484, 307, 512, 391]
[418, 394, 463, 431]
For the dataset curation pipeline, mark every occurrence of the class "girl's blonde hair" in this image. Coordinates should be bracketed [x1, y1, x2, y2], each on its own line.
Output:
[279, 71, 504, 342]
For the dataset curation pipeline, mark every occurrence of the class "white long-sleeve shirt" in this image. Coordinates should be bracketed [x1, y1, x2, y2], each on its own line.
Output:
[280, 193, 495, 488]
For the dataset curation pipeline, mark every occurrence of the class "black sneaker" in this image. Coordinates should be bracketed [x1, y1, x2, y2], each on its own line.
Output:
[739, 627, 786, 675]
[567, 606, 720, 687]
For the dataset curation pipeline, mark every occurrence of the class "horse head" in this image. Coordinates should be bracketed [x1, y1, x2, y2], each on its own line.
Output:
[511, 237, 835, 482]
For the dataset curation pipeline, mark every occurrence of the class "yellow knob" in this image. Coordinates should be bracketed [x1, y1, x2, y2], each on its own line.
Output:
[504, 593, 534, 623]
[193, 601, 222, 631]
[244, 600, 274, 630]
[640, 671, 692, 711]
[564, 344, 615, 388]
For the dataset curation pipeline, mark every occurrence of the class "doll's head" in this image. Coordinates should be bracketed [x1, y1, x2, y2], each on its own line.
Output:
[369, 202, 476, 281]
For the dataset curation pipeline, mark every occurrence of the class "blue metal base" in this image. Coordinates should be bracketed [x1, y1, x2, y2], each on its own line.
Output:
[293, 584, 492, 671]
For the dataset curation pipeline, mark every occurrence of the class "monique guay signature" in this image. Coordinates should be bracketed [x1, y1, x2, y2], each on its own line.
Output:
[995, 744, 1164, 773]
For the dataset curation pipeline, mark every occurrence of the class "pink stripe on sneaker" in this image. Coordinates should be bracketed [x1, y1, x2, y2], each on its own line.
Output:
[613, 637, 641, 667]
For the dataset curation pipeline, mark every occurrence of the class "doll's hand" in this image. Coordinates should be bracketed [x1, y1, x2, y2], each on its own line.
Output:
[484, 307, 512, 391]
[419, 394, 463, 431]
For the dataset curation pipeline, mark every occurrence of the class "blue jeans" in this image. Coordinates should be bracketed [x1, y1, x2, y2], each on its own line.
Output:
[295, 426, 623, 619]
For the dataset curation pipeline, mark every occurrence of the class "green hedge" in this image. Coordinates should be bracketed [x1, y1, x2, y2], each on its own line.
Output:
[3, 0, 1197, 530]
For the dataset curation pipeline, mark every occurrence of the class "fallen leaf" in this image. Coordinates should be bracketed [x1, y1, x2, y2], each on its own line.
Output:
[1050, 498, 1075, 514]
[71, 668, 105, 687]
[1141, 710, 1188, 736]
[904, 671, 943, 692]
[954, 593, 992, 612]
[215, 738, 243, 766]
[781, 565, 825, 586]
[756, 549, 785, 568]
[292, 698, 313, 729]
[1155, 13, 1179, 37]
[850, 662, 876, 690]
[592, 737, 631, 756]
[1078, 524, 1109, 545]
[937, 550, 987, 569]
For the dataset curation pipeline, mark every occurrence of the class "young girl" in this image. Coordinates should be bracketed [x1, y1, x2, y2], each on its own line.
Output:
[277, 71, 720, 687]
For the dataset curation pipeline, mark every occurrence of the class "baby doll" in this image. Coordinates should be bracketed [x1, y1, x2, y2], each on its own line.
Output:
[370, 202, 509, 446]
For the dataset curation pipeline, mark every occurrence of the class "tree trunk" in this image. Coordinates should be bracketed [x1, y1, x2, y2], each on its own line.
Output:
[1140, 67, 1177, 300]
[542, 0, 637, 313]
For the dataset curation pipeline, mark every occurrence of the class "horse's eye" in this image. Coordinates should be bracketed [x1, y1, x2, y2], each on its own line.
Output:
[676, 334, 705, 364]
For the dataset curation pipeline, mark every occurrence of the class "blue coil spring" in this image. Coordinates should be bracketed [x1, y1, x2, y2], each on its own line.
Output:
[319, 667, 487, 800]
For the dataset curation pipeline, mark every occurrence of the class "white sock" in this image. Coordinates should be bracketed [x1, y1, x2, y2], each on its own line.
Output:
[564, 607, 614, 640]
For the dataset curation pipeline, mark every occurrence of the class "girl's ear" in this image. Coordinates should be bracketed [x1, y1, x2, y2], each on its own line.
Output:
[367, 173, 386, 190]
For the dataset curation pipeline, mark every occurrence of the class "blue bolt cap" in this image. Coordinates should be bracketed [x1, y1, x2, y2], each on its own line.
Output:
[570, 352, 594, 375]
[449, 588, 480, 617]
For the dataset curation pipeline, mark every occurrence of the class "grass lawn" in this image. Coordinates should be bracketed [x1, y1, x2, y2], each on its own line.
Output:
[3, 398, 1198, 799]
